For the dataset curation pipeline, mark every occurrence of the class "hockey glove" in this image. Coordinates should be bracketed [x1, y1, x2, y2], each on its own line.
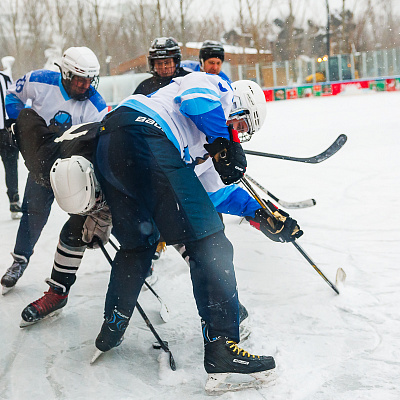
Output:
[204, 125, 247, 185]
[82, 210, 112, 249]
[247, 201, 303, 243]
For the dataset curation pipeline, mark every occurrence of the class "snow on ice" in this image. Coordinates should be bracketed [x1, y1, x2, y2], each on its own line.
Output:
[0, 89, 399, 399]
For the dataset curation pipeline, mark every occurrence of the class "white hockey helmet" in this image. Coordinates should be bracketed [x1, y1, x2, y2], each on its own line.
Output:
[228, 80, 267, 142]
[61, 46, 100, 80]
[50, 156, 99, 215]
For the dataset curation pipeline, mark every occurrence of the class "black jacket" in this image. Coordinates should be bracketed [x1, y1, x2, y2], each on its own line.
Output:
[15, 108, 100, 187]
[133, 67, 190, 96]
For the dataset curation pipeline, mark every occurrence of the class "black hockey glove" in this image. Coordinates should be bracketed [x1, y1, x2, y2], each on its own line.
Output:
[204, 125, 247, 185]
[247, 201, 303, 243]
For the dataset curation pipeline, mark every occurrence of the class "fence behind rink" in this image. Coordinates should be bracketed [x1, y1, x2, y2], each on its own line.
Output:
[98, 47, 400, 106]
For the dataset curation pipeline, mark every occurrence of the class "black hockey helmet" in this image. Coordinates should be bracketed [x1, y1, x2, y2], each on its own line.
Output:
[148, 37, 181, 73]
[199, 40, 225, 64]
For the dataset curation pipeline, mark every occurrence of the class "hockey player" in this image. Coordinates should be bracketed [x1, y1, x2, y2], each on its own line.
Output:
[133, 37, 190, 95]
[181, 40, 230, 82]
[0, 46, 108, 295]
[90, 72, 299, 391]
[17, 81, 301, 340]
[133, 36, 192, 264]
[0, 64, 21, 219]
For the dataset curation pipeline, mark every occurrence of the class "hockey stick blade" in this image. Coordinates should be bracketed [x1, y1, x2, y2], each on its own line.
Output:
[244, 134, 347, 164]
[244, 174, 316, 209]
[143, 281, 170, 323]
[335, 267, 346, 287]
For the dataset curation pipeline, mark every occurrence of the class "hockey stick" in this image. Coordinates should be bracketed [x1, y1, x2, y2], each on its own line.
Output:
[108, 238, 170, 323]
[98, 240, 176, 370]
[244, 134, 347, 164]
[240, 176, 340, 295]
[244, 174, 316, 209]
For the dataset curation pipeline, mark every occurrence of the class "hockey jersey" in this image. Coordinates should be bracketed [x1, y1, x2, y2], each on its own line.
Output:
[6, 69, 107, 132]
[116, 72, 232, 165]
[116, 72, 260, 218]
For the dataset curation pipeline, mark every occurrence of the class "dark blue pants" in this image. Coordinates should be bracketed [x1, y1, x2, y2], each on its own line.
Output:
[95, 107, 240, 342]
[14, 173, 54, 260]
[0, 144, 19, 202]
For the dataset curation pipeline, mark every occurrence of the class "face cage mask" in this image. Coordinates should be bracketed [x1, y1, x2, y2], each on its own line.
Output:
[78, 183, 107, 216]
[228, 109, 254, 143]
[63, 74, 99, 101]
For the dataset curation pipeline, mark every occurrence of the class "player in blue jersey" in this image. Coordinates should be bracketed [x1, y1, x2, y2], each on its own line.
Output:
[1, 46, 108, 294]
[181, 40, 231, 83]
[87, 72, 300, 390]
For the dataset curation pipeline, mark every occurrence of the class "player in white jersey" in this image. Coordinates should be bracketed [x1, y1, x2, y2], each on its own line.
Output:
[88, 72, 300, 392]
[1, 46, 108, 294]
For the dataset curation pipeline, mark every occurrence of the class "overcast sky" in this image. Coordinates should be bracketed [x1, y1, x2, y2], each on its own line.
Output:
[189, 0, 398, 29]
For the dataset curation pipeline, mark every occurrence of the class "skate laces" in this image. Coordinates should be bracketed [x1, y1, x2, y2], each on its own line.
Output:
[227, 341, 260, 359]
[31, 289, 67, 313]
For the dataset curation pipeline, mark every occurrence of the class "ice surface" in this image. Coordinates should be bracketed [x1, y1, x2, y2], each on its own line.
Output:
[0, 90, 399, 399]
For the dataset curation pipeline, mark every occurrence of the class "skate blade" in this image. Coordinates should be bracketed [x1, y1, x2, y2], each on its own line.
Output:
[1, 285, 14, 295]
[90, 349, 104, 364]
[205, 370, 276, 395]
[19, 309, 63, 328]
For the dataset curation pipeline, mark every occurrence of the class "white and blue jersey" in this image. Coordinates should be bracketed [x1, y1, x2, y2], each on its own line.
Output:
[115, 72, 260, 218]
[115, 72, 233, 165]
[181, 60, 231, 83]
[6, 70, 107, 130]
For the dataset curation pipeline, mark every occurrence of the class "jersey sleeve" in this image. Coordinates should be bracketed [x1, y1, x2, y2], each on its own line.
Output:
[5, 71, 34, 119]
[85, 92, 108, 122]
[174, 73, 233, 143]
[210, 185, 260, 217]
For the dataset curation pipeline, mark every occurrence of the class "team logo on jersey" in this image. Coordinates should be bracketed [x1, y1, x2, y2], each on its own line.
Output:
[134, 116, 162, 130]
[15, 75, 27, 93]
[49, 111, 72, 133]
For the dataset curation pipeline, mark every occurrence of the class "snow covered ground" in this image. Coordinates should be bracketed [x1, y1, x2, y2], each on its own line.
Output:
[0, 89, 399, 399]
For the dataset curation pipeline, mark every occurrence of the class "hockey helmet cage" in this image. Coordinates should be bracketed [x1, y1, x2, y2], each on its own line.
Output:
[50, 156, 99, 215]
[148, 37, 181, 72]
[199, 40, 225, 64]
[229, 80, 267, 142]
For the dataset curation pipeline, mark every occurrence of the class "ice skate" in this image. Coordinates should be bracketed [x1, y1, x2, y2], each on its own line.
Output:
[1, 253, 28, 294]
[9, 194, 22, 220]
[204, 336, 276, 394]
[91, 309, 130, 364]
[20, 279, 68, 327]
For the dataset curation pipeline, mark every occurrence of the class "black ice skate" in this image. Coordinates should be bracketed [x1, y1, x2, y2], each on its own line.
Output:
[9, 194, 22, 220]
[204, 336, 276, 394]
[91, 309, 130, 364]
[1, 253, 28, 294]
[20, 279, 68, 327]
